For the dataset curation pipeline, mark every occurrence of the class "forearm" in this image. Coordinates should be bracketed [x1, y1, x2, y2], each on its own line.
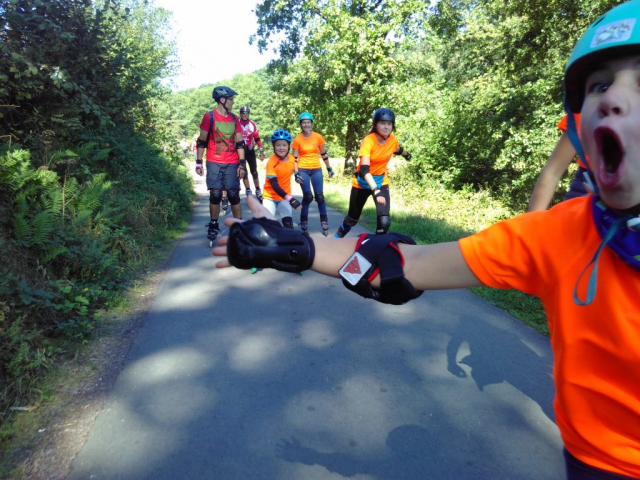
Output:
[309, 238, 482, 290]
[528, 173, 560, 211]
[268, 177, 288, 199]
[197, 147, 205, 161]
[364, 173, 377, 191]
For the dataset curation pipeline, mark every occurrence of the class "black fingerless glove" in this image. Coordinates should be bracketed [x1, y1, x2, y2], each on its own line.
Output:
[228, 218, 315, 273]
[289, 198, 301, 209]
[339, 232, 423, 305]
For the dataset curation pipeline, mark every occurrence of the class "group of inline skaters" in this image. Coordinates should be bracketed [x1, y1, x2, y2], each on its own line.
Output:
[205, 1, 640, 477]
[193, 85, 413, 248]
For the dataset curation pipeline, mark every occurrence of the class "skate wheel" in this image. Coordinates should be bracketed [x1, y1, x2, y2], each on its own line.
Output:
[209, 240, 213, 248]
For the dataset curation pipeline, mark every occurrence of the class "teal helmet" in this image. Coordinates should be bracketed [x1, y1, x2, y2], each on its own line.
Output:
[565, 0, 640, 113]
[298, 112, 314, 123]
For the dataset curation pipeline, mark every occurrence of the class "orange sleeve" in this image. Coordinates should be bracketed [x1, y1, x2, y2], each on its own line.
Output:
[265, 156, 278, 177]
[557, 115, 568, 132]
[557, 113, 581, 132]
[358, 134, 374, 158]
[458, 211, 554, 296]
[291, 135, 301, 151]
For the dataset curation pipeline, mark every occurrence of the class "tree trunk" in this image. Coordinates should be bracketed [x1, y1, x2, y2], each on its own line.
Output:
[343, 120, 359, 174]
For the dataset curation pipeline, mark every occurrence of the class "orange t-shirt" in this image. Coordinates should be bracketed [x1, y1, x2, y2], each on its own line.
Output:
[292, 132, 325, 169]
[263, 154, 295, 201]
[351, 132, 399, 189]
[459, 196, 640, 478]
[557, 113, 586, 169]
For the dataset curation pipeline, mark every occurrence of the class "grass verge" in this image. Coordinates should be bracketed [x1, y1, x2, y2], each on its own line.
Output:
[323, 169, 548, 336]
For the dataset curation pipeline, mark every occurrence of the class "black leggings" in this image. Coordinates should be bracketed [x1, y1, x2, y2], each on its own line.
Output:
[347, 185, 390, 220]
[243, 149, 259, 181]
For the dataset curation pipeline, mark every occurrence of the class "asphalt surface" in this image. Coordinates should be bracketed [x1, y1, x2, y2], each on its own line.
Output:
[68, 172, 564, 480]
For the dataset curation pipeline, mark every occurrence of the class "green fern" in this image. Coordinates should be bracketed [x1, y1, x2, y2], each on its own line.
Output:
[30, 209, 56, 244]
[41, 245, 68, 264]
[13, 214, 30, 243]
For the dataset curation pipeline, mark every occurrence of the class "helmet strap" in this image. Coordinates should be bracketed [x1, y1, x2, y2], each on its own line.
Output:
[220, 98, 231, 115]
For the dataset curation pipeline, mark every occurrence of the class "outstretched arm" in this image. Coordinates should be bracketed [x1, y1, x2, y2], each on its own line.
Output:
[213, 196, 482, 291]
[528, 133, 576, 212]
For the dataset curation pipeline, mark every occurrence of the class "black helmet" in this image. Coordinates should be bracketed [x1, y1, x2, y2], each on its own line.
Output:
[239, 105, 250, 114]
[372, 108, 395, 124]
[212, 85, 238, 102]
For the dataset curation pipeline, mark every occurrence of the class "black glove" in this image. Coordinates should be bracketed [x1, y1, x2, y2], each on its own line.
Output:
[228, 218, 315, 273]
[338, 232, 423, 305]
[289, 198, 301, 209]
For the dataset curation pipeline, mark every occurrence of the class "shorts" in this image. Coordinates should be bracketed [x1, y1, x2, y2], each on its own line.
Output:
[206, 162, 240, 191]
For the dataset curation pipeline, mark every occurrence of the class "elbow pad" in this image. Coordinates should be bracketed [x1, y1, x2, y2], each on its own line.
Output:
[395, 146, 404, 155]
[197, 138, 207, 148]
[357, 164, 370, 179]
[236, 140, 246, 150]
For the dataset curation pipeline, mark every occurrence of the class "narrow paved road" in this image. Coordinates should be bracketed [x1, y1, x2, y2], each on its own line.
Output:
[68, 173, 563, 479]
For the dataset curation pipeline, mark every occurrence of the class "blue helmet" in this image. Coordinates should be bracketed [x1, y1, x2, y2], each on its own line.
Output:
[298, 112, 314, 123]
[271, 129, 292, 144]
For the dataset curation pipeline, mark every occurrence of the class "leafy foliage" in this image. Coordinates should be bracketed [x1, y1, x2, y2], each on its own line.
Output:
[0, 0, 191, 427]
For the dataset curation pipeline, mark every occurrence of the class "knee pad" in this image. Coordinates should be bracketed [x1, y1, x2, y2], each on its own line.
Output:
[252, 171, 260, 181]
[210, 189, 222, 205]
[282, 216, 294, 229]
[344, 216, 359, 227]
[376, 215, 390, 235]
[302, 191, 314, 205]
[314, 193, 325, 205]
[228, 189, 241, 205]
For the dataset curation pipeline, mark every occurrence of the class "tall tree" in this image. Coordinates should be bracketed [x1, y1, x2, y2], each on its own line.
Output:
[253, 0, 427, 171]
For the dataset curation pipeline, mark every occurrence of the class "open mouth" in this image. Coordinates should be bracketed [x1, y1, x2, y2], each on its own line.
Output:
[595, 127, 624, 176]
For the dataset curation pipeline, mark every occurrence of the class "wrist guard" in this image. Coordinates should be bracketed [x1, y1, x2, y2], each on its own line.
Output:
[196, 160, 203, 168]
[405, 153, 412, 161]
[338, 233, 423, 305]
[289, 197, 301, 209]
[228, 218, 315, 273]
[295, 172, 301, 183]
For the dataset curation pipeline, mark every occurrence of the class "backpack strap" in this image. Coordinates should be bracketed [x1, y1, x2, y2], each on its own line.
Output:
[206, 110, 214, 147]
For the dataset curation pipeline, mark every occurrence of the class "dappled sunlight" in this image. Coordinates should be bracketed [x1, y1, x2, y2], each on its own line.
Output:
[120, 347, 216, 386]
[298, 319, 338, 349]
[284, 374, 405, 453]
[143, 381, 216, 426]
[72, 402, 182, 478]
[372, 300, 421, 325]
[229, 327, 290, 372]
